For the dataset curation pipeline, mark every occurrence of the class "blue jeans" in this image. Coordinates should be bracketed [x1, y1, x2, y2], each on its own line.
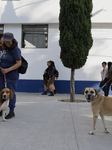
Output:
[100, 78, 111, 96]
[0, 75, 18, 113]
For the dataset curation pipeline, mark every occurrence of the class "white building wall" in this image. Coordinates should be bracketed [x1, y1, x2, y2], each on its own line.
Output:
[19, 23, 68, 80]
[1, 0, 112, 93]
[92, 0, 112, 23]
[3, 23, 112, 82]
[0, 0, 112, 24]
[4, 24, 21, 48]
[0, 0, 59, 24]
[3, 24, 70, 80]
[76, 23, 112, 81]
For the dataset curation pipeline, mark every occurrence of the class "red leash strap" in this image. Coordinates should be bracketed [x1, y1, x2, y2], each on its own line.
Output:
[4, 73, 7, 88]
[0, 66, 7, 88]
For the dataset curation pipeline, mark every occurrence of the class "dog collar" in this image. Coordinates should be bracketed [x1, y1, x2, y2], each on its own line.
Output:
[92, 95, 99, 101]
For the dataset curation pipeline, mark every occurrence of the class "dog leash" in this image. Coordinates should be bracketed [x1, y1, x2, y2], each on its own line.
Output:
[0, 66, 7, 88]
[98, 78, 112, 93]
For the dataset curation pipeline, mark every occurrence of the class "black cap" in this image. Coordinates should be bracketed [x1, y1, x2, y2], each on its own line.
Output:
[3, 32, 14, 42]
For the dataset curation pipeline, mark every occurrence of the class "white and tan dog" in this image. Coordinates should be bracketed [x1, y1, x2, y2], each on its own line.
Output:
[0, 88, 14, 122]
[83, 87, 112, 135]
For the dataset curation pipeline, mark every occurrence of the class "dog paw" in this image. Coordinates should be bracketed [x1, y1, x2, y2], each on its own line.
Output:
[3, 119, 7, 122]
[105, 128, 110, 133]
[88, 131, 94, 135]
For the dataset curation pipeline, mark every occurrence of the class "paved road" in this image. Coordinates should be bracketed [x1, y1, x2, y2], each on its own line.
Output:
[0, 93, 112, 150]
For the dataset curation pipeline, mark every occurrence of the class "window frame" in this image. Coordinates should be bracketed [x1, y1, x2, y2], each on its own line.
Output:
[0, 24, 4, 34]
[21, 24, 48, 49]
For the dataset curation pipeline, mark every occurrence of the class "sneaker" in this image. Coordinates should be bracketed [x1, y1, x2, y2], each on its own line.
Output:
[42, 91, 47, 95]
[49, 92, 54, 96]
[5, 112, 15, 119]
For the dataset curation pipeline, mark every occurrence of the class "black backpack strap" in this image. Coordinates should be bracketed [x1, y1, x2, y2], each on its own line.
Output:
[7, 49, 28, 74]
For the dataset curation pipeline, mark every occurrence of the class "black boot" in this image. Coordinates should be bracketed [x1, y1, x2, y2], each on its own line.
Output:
[49, 91, 54, 96]
[54, 89, 57, 94]
[5, 112, 15, 119]
[0, 111, 2, 117]
[42, 91, 47, 95]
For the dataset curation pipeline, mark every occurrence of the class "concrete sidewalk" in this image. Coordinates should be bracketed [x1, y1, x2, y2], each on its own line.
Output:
[0, 93, 112, 150]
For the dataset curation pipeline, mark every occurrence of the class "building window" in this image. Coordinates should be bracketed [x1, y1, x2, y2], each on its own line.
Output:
[0, 25, 4, 37]
[22, 25, 48, 48]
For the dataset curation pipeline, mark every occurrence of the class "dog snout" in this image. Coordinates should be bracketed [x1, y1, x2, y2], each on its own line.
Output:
[86, 94, 92, 102]
[88, 95, 91, 98]
[3, 93, 7, 99]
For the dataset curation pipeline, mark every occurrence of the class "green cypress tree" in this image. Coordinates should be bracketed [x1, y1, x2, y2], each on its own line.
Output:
[59, 0, 93, 102]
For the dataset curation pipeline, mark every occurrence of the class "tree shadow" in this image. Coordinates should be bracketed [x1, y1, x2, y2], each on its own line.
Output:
[1, 1, 18, 23]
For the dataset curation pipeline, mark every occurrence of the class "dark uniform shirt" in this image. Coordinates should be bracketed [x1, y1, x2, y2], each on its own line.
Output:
[0, 46, 21, 80]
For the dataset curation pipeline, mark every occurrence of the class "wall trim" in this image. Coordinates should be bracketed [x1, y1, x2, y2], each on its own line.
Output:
[17, 79, 112, 94]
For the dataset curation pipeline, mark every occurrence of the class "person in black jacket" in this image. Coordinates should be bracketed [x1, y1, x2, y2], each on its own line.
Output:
[42, 60, 57, 96]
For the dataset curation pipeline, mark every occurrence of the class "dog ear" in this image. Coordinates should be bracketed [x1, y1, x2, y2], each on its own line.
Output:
[10, 90, 14, 100]
[94, 88, 98, 95]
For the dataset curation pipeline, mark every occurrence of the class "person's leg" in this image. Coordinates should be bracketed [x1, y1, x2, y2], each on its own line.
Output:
[54, 89, 57, 94]
[48, 76, 55, 96]
[0, 75, 5, 91]
[105, 81, 111, 96]
[42, 84, 48, 95]
[42, 73, 49, 95]
[0, 75, 5, 116]
[49, 84, 55, 92]
[5, 79, 18, 119]
[102, 78, 108, 96]
[104, 86, 108, 96]
[104, 79, 111, 96]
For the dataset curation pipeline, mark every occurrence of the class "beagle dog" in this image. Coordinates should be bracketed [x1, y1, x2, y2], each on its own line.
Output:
[0, 88, 14, 122]
[83, 87, 112, 135]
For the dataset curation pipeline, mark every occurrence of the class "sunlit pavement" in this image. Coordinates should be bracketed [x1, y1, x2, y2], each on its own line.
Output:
[0, 92, 112, 150]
